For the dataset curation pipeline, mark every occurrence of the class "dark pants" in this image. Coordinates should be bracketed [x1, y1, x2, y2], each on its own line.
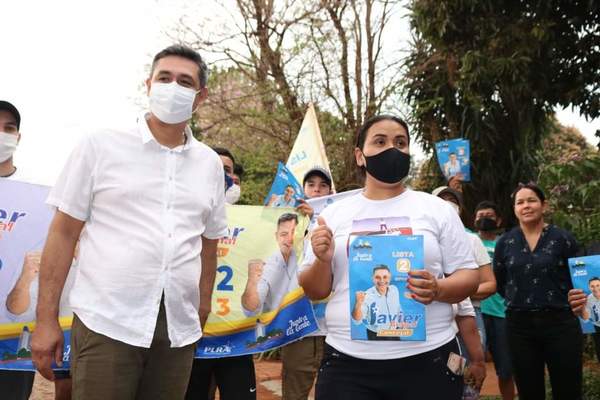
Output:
[506, 309, 582, 400]
[315, 339, 463, 400]
[70, 299, 196, 400]
[186, 355, 256, 400]
[0, 370, 34, 400]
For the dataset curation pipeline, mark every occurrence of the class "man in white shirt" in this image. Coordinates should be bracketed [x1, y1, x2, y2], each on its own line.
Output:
[30, 45, 228, 400]
[242, 213, 299, 314]
[0, 100, 21, 179]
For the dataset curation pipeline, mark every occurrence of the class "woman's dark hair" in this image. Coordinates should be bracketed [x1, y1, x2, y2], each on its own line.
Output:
[511, 182, 546, 204]
[355, 115, 410, 150]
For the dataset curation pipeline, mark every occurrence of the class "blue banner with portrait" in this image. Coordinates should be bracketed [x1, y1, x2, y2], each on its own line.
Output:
[435, 138, 471, 182]
[569, 255, 600, 334]
[264, 162, 305, 208]
[348, 235, 426, 341]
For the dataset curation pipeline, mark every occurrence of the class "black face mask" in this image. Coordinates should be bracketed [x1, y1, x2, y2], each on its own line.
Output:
[475, 217, 498, 232]
[364, 147, 411, 184]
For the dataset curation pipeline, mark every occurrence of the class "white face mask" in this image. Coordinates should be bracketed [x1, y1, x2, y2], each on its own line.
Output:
[445, 200, 460, 215]
[0, 132, 18, 162]
[149, 82, 198, 124]
[225, 184, 241, 205]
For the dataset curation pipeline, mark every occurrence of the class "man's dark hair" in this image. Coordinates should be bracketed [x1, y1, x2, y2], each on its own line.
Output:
[475, 201, 501, 217]
[277, 213, 298, 228]
[372, 264, 390, 275]
[151, 45, 208, 88]
[589, 277, 600, 284]
[511, 182, 546, 204]
[233, 164, 244, 181]
[212, 147, 235, 165]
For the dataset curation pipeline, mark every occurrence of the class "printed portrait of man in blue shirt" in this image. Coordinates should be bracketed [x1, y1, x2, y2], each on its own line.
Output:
[351, 265, 402, 341]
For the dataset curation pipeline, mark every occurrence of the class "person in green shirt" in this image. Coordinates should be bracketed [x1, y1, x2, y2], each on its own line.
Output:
[475, 201, 516, 400]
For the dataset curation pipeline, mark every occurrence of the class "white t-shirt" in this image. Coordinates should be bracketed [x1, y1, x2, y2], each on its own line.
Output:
[468, 233, 491, 308]
[301, 189, 478, 360]
[47, 113, 228, 348]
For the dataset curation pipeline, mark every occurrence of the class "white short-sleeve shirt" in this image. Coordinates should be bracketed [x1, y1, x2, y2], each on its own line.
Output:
[46, 113, 227, 348]
[301, 189, 478, 360]
[468, 232, 492, 308]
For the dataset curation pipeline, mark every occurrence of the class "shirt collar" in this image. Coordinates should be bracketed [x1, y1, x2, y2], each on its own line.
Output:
[138, 112, 201, 151]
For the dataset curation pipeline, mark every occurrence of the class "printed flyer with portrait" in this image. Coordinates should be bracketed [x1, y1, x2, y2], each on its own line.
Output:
[264, 162, 305, 208]
[0, 179, 73, 372]
[435, 138, 471, 182]
[197, 205, 318, 358]
[348, 234, 426, 341]
[569, 255, 600, 334]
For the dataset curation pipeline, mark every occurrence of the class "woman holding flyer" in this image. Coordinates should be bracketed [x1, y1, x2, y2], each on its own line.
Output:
[299, 115, 479, 400]
[494, 183, 582, 400]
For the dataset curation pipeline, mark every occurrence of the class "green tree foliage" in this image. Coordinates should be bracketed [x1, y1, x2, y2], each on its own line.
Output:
[537, 123, 599, 248]
[404, 0, 600, 221]
[176, 0, 404, 194]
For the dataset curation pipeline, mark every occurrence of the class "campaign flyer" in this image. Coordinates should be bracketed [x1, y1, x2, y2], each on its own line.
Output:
[569, 255, 600, 334]
[264, 162, 305, 208]
[435, 138, 471, 182]
[348, 234, 425, 341]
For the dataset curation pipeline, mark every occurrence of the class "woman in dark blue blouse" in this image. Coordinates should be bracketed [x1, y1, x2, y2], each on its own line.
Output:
[494, 183, 582, 400]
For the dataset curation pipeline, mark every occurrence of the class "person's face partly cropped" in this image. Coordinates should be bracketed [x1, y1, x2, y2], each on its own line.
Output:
[590, 280, 600, 298]
[0, 110, 19, 135]
[219, 155, 234, 177]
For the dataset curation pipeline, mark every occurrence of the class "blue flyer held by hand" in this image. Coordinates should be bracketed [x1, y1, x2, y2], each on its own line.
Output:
[348, 235, 426, 341]
[264, 162, 305, 208]
[435, 138, 471, 182]
[569, 255, 600, 334]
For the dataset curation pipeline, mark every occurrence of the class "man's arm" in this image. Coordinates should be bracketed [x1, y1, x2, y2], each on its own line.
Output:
[31, 211, 84, 381]
[241, 259, 265, 313]
[199, 237, 219, 330]
[6, 252, 41, 315]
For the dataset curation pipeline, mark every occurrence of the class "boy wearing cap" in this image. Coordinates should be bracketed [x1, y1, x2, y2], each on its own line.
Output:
[281, 166, 333, 400]
[0, 100, 22, 179]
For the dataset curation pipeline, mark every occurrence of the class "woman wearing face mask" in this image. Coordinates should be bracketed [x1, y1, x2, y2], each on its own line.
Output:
[494, 183, 582, 400]
[298, 115, 480, 400]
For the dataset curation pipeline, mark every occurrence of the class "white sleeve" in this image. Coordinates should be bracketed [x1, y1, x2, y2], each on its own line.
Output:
[438, 202, 478, 274]
[203, 159, 228, 239]
[470, 234, 492, 267]
[46, 135, 97, 221]
[456, 297, 476, 317]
